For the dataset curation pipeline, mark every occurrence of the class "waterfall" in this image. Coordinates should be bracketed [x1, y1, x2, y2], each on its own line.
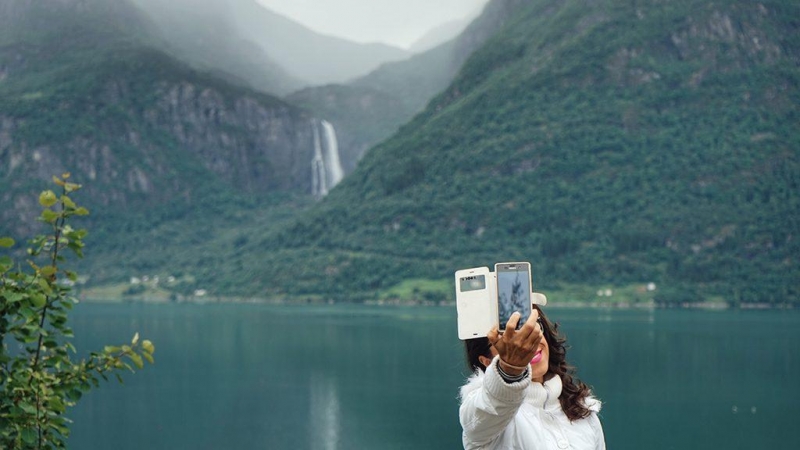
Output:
[321, 120, 344, 187]
[311, 120, 328, 198]
[310, 119, 345, 198]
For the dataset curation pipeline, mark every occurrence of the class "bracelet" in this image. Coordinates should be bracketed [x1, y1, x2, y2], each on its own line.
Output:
[496, 360, 529, 383]
[498, 358, 529, 372]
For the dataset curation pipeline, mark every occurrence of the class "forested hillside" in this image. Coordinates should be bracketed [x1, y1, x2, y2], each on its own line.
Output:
[236, 0, 799, 305]
[0, 0, 333, 289]
[1, 0, 797, 306]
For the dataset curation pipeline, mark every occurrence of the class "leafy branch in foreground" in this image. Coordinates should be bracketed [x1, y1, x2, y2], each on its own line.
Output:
[0, 173, 155, 449]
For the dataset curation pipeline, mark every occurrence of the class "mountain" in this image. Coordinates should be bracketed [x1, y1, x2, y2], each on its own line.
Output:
[288, 0, 530, 172]
[126, 0, 305, 95]
[129, 0, 410, 89]
[234, 0, 799, 305]
[0, 0, 344, 280]
[230, 1, 411, 86]
[3, 0, 797, 306]
[408, 18, 472, 54]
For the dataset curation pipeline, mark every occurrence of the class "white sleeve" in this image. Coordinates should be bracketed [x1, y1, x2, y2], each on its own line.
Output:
[590, 412, 606, 450]
[459, 356, 529, 449]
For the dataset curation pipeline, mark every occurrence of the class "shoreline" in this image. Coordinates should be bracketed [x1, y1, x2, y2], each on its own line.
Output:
[75, 293, 796, 310]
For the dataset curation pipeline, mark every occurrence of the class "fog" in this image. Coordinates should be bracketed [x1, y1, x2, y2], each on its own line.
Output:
[257, 0, 491, 49]
[126, 0, 492, 88]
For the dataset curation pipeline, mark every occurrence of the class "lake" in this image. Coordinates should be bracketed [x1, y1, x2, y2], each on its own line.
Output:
[66, 303, 800, 449]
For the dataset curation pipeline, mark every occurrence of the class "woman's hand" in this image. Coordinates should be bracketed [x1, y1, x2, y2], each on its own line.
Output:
[487, 310, 543, 376]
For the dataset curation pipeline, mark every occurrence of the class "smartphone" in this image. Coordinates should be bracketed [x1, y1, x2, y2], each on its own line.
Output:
[455, 267, 498, 340]
[495, 262, 532, 332]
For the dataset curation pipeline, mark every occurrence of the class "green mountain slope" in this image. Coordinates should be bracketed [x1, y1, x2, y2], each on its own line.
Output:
[233, 0, 799, 305]
[0, 0, 332, 291]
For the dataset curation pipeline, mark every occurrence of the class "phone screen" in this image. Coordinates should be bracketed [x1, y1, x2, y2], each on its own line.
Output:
[496, 263, 532, 331]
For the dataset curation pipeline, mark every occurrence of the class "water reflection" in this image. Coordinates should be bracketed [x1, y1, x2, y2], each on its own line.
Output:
[309, 374, 340, 450]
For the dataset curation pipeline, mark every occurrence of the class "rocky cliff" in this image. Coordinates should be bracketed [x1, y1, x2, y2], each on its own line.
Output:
[0, 45, 343, 237]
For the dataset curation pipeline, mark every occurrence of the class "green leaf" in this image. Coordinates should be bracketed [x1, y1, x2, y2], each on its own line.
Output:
[38, 278, 53, 295]
[142, 351, 155, 365]
[0, 237, 14, 247]
[19, 401, 37, 415]
[49, 397, 66, 413]
[40, 265, 57, 277]
[30, 293, 47, 308]
[18, 305, 37, 320]
[62, 195, 77, 209]
[68, 241, 85, 258]
[66, 389, 83, 402]
[39, 190, 58, 207]
[41, 209, 60, 223]
[142, 340, 155, 355]
[49, 421, 71, 437]
[21, 427, 37, 444]
[74, 207, 90, 216]
[128, 353, 144, 370]
[131, 332, 139, 346]
[5, 292, 28, 303]
[66, 228, 88, 240]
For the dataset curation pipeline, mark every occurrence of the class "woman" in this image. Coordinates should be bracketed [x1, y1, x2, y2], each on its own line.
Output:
[459, 306, 605, 449]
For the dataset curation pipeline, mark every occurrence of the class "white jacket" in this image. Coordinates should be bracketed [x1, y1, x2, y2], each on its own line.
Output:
[459, 356, 606, 450]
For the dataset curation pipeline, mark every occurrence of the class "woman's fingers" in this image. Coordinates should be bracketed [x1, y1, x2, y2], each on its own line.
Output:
[510, 309, 540, 340]
[491, 310, 545, 367]
[504, 311, 521, 334]
[526, 309, 540, 328]
[487, 326, 499, 345]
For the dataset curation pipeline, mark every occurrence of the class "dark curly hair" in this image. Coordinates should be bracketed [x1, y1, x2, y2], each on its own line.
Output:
[463, 305, 594, 421]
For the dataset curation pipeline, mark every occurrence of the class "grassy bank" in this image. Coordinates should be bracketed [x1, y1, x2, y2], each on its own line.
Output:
[79, 278, 759, 309]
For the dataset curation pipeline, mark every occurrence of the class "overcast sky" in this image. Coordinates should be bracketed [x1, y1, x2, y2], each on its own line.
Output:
[256, 0, 491, 49]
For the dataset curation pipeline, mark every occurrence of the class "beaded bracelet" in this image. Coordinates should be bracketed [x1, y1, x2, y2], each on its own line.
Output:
[496, 360, 529, 383]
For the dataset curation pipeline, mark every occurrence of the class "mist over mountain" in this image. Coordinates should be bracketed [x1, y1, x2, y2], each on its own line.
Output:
[129, 0, 410, 89]
[289, 0, 529, 171]
[408, 18, 472, 54]
[126, 0, 304, 95]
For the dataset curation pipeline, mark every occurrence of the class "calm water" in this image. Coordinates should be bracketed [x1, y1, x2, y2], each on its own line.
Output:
[66, 303, 800, 449]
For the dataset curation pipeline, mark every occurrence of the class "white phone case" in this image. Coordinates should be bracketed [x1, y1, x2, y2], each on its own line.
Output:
[455, 267, 498, 340]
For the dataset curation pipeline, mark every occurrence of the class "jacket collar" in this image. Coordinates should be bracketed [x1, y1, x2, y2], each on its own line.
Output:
[525, 374, 562, 409]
